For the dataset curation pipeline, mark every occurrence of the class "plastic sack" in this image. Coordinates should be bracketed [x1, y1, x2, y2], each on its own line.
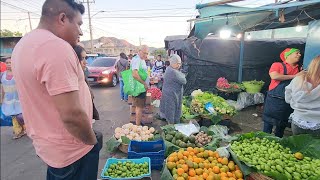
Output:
[152, 100, 160, 107]
[237, 92, 254, 108]
[208, 125, 237, 142]
[226, 100, 244, 111]
[216, 146, 230, 158]
[254, 93, 265, 104]
[205, 102, 217, 115]
[174, 120, 200, 137]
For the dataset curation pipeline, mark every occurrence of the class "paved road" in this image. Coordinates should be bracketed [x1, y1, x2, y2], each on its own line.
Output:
[1, 85, 160, 180]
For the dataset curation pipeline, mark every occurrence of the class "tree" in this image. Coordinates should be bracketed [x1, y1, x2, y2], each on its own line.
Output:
[0, 29, 22, 37]
[151, 48, 167, 59]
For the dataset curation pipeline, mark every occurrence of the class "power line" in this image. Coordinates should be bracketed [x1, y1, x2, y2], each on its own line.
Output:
[8, 0, 42, 11]
[0, 7, 194, 14]
[0, 0, 41, 16]
[92, 15, 192, 19]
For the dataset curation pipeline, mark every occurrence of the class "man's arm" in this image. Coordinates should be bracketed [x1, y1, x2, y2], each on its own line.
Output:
[269, 72, 295, 81]
[132, 69, 148, 90]
[52, 91, 97, 145]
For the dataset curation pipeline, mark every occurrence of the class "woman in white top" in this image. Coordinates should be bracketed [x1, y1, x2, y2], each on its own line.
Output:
[285, 56, 320, 136]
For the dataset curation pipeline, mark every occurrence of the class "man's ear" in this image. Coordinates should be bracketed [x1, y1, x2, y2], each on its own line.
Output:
[58, 13, 67, 25]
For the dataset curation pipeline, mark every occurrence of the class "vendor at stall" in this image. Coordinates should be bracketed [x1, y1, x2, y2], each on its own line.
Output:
[285, 56, 320, 136]
[263, 48, 302, 137]
[159, 54, 186, 124]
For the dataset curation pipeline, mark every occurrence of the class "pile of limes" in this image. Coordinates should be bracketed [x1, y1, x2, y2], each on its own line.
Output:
[103, 160, 149, 178]
[231, 137, 320, 180]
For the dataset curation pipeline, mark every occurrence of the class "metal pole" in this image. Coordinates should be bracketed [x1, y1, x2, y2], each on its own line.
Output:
[87, 0, 94, 53]
[28, 12, 32, 31]
[271, 0, 278, 39]
[238, 34, 245, 82]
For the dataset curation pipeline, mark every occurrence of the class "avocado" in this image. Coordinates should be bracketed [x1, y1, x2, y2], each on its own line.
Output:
[176, 140, 182, 145]
[189, 135, 196, 143]
[171, 137, 176, 144]
[175, 132, 183, 140]
[187, 142, 193, 147]
[183, 136, 189, 143]
[179, 142, 187, 148]
[165, 134, 173, 142]
[169, 131, 176, 136]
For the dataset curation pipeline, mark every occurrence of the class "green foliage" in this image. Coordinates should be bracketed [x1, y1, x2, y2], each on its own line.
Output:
[151, 48, 167, 58]
[0, 29, 22, 37]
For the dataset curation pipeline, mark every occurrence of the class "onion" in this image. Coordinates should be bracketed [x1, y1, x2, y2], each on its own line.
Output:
[149, 127, 155, 133]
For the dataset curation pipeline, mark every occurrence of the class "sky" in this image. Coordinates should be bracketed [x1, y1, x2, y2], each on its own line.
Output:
[1, 0, 276, 47]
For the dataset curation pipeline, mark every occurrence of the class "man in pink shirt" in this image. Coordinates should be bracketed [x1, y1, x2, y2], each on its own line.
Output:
[11, 0, 100, 179]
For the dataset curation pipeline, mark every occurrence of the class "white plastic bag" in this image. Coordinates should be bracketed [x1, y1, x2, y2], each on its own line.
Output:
[151, 100, 160, 107]
[226, 100, 244, 111]
[216, 146, 230, 158]
[254, 93, 265, 104]
[174, 120, 200, 136]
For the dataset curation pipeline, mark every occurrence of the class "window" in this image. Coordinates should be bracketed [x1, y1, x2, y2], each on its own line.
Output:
[90, 58, 116, 67]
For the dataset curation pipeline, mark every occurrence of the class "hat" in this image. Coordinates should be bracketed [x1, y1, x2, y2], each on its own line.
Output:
[280, 48, 299, 61]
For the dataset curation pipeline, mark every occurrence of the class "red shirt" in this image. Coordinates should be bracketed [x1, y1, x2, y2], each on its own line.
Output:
[268, 62, 299, 90]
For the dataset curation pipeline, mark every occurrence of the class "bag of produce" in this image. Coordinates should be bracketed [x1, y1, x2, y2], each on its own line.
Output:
[174, 120, 200, 137]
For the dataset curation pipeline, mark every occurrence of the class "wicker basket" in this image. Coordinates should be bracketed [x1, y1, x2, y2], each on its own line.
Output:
[118, 143, 129, 154]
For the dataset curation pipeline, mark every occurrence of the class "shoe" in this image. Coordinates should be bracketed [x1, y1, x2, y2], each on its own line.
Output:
[13, 131, 26, 139]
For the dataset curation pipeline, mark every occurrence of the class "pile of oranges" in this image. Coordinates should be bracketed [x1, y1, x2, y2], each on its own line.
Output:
[166, 147, 243, 180]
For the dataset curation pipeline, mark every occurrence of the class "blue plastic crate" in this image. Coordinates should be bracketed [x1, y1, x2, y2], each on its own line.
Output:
[128, 139, 165, 170]
[100, 157, 151, 180]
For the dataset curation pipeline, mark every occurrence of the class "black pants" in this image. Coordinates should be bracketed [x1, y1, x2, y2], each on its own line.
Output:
[262, 95, 293, 138]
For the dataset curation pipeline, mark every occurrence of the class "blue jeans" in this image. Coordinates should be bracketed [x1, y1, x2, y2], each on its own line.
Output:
[120, 79, 128, 101]
[46, 142, 100, 180]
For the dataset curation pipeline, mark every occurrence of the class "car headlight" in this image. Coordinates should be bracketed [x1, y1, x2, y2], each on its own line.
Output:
[102, 70, 110, 75]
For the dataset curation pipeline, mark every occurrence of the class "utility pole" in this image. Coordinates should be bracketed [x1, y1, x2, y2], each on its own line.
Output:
[271, 0, 278, 39]
[139, 37, 143, 46]
[27, 12, 32, 31]
[86, 0, 94, 53]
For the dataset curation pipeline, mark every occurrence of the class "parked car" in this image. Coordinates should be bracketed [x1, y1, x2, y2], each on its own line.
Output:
[87, 57, 119, 86]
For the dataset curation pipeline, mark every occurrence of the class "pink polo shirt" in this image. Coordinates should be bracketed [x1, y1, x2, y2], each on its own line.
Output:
[11, 29, 93, 168]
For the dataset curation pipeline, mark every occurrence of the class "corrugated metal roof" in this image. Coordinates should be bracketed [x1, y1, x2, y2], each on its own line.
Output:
[190, 0, 320, 39]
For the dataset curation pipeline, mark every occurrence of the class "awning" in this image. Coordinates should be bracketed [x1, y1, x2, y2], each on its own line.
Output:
[189, 0, 320, 39]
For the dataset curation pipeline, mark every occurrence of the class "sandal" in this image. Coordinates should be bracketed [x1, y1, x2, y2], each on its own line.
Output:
[13, 131, 26, 139]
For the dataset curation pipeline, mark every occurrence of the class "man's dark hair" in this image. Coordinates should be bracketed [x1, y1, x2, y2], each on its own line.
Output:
[157, 55, 161, 58]
[42, 0, 85, 21]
